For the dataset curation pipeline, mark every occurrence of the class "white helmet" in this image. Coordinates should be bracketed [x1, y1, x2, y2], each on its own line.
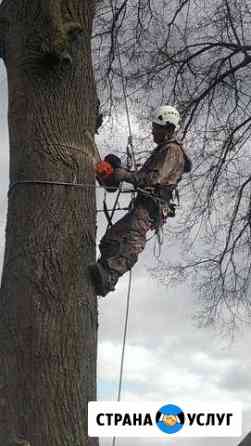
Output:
[152, 105, 180, 130]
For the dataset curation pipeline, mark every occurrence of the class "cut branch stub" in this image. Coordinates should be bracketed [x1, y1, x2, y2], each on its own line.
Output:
[40, 0, 83, 64]
[40, 20, 83, 64]
[0, 0, 96, 67]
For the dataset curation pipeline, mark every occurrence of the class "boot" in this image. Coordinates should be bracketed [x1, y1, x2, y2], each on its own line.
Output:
[89, 261, 120, 297]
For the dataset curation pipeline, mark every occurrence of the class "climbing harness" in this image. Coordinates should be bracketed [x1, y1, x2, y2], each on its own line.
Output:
[135, 185, 178, 258]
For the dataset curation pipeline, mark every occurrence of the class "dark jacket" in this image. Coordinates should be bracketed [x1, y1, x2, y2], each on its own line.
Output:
[114, 139, 188, 190]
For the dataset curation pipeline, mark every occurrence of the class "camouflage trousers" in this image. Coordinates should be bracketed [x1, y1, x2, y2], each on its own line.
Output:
[99, 202, 153, 278]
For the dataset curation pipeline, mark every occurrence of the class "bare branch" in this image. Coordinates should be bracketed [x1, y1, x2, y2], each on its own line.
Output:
[94, 0, 251, 327]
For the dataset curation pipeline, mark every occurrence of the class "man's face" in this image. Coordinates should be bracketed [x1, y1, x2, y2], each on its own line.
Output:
[152, 123, 170, 144]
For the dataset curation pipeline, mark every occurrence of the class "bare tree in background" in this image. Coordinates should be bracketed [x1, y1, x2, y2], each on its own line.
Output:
[94, 0, 251, 329]
[0, 0, 98, 445]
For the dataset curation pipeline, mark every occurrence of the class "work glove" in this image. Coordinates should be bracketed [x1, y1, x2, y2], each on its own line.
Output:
[113, 168, 131, 183]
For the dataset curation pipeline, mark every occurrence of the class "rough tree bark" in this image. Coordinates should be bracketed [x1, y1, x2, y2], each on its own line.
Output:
[0, 1, 98, 445]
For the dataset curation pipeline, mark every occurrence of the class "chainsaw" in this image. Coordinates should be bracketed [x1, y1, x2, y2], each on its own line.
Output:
[96, 154, 122, 192]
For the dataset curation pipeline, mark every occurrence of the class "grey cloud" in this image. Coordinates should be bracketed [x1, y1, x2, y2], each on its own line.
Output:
[219, 365, 251, 393]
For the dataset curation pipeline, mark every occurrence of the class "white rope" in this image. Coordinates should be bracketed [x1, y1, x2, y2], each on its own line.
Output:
[109, 0, 136, 170]
[112, 269, 133, 446]
[106, 5, 136, 445]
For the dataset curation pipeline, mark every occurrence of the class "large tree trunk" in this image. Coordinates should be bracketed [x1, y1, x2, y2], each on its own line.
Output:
[0, 1, 98, 445]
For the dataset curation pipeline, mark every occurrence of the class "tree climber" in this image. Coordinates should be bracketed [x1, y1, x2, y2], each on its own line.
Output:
[90, 105, 192, 296]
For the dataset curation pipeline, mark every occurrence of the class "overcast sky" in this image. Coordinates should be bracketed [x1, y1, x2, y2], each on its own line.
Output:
[0, 61, 250, 446]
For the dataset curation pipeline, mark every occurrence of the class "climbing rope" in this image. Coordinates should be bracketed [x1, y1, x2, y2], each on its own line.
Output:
[106, 3, 137, 446]
[109, 0, 136, 171]
[100, 0, 138, 229]
[112, 269, 132, 446]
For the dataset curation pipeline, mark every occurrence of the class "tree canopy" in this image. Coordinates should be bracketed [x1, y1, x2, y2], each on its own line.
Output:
[94, 0, 251, 329]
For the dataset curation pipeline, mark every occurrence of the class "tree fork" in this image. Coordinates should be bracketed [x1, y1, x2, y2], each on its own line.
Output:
[0, 1, 98, 445]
